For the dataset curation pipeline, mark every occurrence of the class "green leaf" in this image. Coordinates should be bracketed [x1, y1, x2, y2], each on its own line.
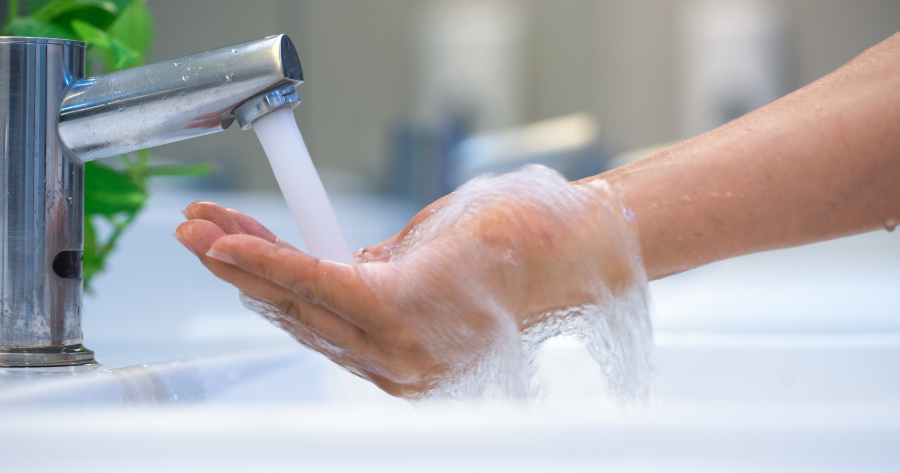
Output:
[84, 161, 147, 216]
[3, 0, 20, 32]
[105, 0, 152, 60]
[71, 18, 139, 70]
[106, 0, 138, 15]
[25, 0, 55, 13]
[3, 17, 77, 39]
[146, 163, 214, 178]
[32, 0, 117, 20]
[31, 0, 119, 31]
[82, 217, 103, 288]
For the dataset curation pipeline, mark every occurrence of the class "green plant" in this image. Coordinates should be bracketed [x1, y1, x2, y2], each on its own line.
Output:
[3, 0, 212, 290]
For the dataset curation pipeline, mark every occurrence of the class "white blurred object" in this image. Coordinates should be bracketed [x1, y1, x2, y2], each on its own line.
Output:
[416, 0, 526, 131]
[680, 0, 789, 137]
[451, 113, 600, 187]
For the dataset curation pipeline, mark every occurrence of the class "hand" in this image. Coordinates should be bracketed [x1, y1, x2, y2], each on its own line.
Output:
[174, 166, 642, 399]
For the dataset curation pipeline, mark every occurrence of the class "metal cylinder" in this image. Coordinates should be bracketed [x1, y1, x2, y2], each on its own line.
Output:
[0, 37, 94, 366]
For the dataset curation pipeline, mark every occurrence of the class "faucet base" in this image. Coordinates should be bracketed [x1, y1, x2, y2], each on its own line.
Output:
[0, 345, 95, 368]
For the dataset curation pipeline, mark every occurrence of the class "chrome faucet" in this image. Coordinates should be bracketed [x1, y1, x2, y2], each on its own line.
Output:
[0, 35, 303, 367]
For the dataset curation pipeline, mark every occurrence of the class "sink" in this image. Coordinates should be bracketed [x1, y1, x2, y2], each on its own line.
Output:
[0, 189, 897, 471]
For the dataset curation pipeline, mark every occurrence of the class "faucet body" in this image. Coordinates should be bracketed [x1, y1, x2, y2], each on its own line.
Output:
[0, 35, 302, 367]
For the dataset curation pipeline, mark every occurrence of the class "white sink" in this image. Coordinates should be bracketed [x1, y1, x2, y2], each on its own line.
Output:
[0, 190, 897, 471]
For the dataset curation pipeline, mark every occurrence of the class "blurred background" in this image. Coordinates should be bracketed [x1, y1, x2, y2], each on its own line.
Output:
[1, 4, 899, 467]
[131, 0, 900, 205]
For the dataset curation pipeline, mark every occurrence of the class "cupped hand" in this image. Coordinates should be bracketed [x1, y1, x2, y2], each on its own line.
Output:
[174, 167, 641, 399]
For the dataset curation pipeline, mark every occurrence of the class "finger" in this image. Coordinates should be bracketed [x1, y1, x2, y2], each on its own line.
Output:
[225, 207, 297, 250]
[185, 201, 298, 251]
[176, 218, 227, 254]
[183, 201, 245, 235]
[239, 293, 373, 362]
[205, 234, 380, 329]
[177, 220, 370, 353]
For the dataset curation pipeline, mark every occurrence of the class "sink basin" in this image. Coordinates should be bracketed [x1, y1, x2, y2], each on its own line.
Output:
[0, 189, 897, 471]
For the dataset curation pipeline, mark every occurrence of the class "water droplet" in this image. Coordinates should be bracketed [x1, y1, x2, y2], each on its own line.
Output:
[231, 48, 237, 53]
[186, 67, 191, 71]
[182, 75, 188, 81]
[886, 217, 897, 232]
[117, 105, 126, 111]
[225, 72, 234, 83]
[66, 196, 73, 204]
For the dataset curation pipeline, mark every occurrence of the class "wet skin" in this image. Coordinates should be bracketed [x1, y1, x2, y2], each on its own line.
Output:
[176, 177, 637, 399]
[175, 32, 900, 398]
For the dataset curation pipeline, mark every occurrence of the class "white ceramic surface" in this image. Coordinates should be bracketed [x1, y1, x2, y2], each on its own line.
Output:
[0, 190, 897, 471]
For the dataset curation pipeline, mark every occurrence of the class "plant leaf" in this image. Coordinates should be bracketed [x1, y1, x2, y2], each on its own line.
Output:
[84, 161, 147, 216]
[3, 17, 77, 39]
[25, 0, 55, 13]
[105, 0, 152, 60]
[106, 0, 139, 18]
[71, 18, 139, 70]
[82, 217, 103, 287]
[32, 0, 119, 30]
[32, 0, 118, 19]
[146, 163, 214, 178]
[3, 0, 20, 32]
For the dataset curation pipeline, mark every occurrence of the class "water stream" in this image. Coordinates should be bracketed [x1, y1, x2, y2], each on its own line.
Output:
[252, 108, 355, 264]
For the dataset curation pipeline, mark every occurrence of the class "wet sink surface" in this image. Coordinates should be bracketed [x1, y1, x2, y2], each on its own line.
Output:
[0, 190, 897, 471]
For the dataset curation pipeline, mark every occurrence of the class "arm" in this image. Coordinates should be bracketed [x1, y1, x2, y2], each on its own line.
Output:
[175, 33, 900, 398]
[578, 32, 900, 280]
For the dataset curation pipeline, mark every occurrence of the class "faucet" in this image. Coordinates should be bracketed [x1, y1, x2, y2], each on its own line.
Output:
[0, 35, 303, 367]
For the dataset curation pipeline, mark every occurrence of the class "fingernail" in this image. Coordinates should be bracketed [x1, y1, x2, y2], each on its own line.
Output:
[206, 248, 237, 265]
[181, 209, 193, 220]
[172, 232, 198, 257]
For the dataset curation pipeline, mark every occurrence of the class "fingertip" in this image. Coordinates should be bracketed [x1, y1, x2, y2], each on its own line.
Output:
[206, 247, 237, 265]
[184, 201, 245, 235]
[208, 233, 279, 255]
[172, 232, 198, 257]
[177, 219, 228, 254]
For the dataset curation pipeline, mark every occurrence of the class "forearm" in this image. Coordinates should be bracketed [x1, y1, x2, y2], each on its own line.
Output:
[579, 32, 900, 280]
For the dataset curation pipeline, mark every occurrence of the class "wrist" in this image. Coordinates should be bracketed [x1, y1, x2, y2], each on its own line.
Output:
[511, 177, 645, 330]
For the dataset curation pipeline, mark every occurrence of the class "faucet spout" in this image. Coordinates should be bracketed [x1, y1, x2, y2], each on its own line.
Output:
[58, 34, 303, 162]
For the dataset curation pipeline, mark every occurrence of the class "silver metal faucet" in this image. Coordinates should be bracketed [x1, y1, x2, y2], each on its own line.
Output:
[0, 35, 303, 367]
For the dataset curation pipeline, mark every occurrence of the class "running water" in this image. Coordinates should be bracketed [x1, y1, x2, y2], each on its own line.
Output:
[251, 108, 355, 264]
[245, 115, 652, 404]
[384, 166, 654, 404]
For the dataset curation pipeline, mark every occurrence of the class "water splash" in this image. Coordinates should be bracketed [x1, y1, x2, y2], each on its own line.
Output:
[521, 291, 652, 404]
[386, 166, 653, 404]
